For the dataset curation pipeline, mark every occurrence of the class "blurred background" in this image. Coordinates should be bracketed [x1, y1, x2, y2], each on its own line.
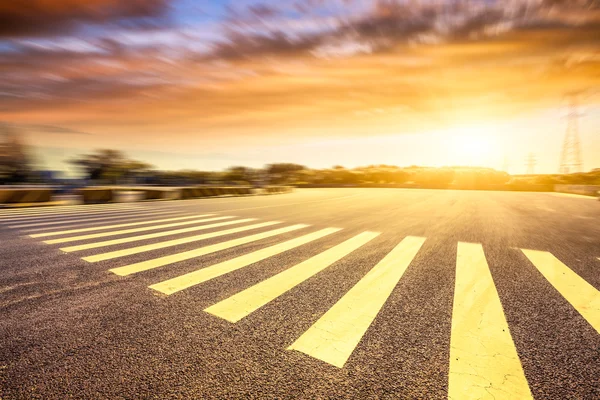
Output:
[1, 0, 599, 190]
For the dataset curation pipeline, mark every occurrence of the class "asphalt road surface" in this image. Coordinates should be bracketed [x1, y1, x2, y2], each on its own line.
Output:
[1, 188, 599, 399]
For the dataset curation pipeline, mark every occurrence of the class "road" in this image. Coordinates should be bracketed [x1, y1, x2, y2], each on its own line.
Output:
[1, 188, 599, 399]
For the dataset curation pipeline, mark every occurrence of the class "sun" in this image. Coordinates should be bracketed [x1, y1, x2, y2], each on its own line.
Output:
[447, 126, 497, 167]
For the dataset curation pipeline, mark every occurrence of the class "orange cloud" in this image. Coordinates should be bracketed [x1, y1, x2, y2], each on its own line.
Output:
[0, 0, 598, 150]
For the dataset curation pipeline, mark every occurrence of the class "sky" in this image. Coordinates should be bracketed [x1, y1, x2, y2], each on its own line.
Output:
[1, 0, 599, 175]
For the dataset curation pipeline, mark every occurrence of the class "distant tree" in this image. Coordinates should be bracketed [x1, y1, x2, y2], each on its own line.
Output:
[486, 170, 510, 185]
[266, 163, 305, 174]
[70, 149, 124, 181]
[414, 168, 455, 188]
[531, 175, 557, 185]
[224, 166, 258, 184]
[69, 149, 152, 184]
[329, 167, 357, 184]
[181, 170, 218, 185]
[119, 159, 154, 183]
[0, 123, 33, 184]
[148, 169, 220, 186]
[266, 163, 305, 184]
[295, 169, 317, 184]
[391, 169, 410, 184]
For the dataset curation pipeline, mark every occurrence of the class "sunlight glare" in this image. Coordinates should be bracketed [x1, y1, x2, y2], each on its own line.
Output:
[448, 126, 498, 167]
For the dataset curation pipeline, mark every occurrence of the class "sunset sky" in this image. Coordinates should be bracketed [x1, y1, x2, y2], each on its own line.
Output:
[1, 0, 599, 175]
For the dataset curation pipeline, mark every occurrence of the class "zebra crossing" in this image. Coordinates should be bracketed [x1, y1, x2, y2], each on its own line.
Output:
[1, 201, 599, 399]
[450, 242, 532, 399]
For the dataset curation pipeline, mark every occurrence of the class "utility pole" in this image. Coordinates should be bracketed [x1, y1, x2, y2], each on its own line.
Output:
[525, 153, 536, 175]
[559, 94, 583, 174]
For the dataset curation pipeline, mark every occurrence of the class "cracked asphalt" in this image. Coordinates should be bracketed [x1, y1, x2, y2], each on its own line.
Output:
[0, 188, 599, 399]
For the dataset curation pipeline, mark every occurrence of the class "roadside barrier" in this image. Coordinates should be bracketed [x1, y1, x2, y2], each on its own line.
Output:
[180, 186, 255, 199]
[235, 187, 254, 195]
[0, 188, 53, 204]
[263, 186, 293, 194]
[203, 187, 219, 196]
[554, 184, 600, 197]
[31, 185, 291, 205]
[140, 188, 181, 201]
[79, 188, 114, 204]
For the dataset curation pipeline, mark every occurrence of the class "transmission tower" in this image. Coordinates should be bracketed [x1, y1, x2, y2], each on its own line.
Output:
[559, 94, 583, 174]
[525, 153, 536, 175]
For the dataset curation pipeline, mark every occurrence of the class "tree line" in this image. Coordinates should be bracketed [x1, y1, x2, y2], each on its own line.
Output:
[2, 132, 599, 187]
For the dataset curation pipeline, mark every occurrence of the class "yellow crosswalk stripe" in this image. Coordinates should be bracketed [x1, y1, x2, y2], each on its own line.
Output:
[42, 215, 230, 244]
[151, 227, 343, 295]
[109, 223, 308, 276]
[0, 201, 140, 216]
[0, 204, 143, 221]
[205, 231, 379, 323]
[84, 221, 282, 264]
[522, 249, 600, 334]
[1, 206, 144, 221]
[61, 218, 258, 253]
[288, 236, 425, 368]
[29, 214, 199, 234]
[10, 209, 184, 230]
[0, 202, 142, 217]
[449, 242, 532, 400]
[29, 213, 211, 237]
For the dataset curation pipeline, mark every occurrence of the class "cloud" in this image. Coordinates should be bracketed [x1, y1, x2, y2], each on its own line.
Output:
[0, 0, 172, 38]
[541, 0, 600, 7]
[210, 31, 322, 60]
[206, 0, 600, 61]
[247, 4, 281, 20]
[0, 0, 598, 142]
[0, 122, 90, 135]
[26, 124, 90, 135]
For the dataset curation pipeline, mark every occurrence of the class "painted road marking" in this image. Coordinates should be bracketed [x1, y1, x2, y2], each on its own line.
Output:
[83, 221, 281, 264]
[10, 209, 184, 230]
[0, 202, 142, 216]
[0, 202, 142, 217]
[151, 227, 342, 295]
[288, 236, 425, 368]
[522, 249, 600, 334]
[449, 242, 532, 400]
[29, 214, 213, 237]
[0, 204, 143, 221]
[205, 231, 379, 323]
[0, 205, 144, 221]
[109, 224, 308, 276]
[43, 216, 231, 244]
[61, 218, 257, 253]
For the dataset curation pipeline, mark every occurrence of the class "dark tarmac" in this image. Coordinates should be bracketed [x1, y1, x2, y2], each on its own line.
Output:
[1, 189, 599, 399]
